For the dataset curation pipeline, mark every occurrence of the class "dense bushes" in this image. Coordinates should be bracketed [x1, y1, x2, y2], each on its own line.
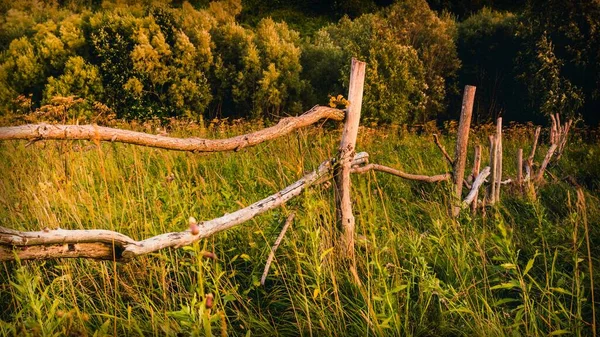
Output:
[0, 0, 598, 124]
[456, 2, 600, 124]
[0, 0, 459, 123]
[456, 8, 522, 123]
[302, 0, 459, 123]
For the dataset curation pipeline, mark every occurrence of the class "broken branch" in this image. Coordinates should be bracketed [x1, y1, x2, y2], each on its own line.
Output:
[462, 166, 491, 208]
[352, 164, 450, 183]
[261, 213, 295, 286]
[433, 134, 454, 166]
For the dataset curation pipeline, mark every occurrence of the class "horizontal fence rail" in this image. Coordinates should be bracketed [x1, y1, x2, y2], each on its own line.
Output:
[0, 105, 344, 153]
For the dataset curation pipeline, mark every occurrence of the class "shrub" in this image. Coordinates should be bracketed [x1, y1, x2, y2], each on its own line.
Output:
[457, 8, 522, 122]
[253, 18, 304, 117]
[209, 21, 261, 117]
[43, 56, 104, 104]
[0, 37, 45, 113]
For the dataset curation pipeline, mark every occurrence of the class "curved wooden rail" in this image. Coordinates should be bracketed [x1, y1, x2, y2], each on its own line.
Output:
[0, 106, 344, 153]
[352, 164, 451, 183]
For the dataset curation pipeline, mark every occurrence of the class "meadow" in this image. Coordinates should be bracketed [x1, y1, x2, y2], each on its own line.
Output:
[0, 119, 599, 336]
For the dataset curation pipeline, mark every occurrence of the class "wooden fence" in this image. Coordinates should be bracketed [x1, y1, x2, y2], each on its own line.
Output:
[0, 58, 571, 263]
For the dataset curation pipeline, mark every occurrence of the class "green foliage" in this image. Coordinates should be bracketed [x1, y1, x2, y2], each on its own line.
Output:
[44, 56, 103, 103]
[253, 18, 304, 116]
[89, 12, 138, 117]
[1, 0, 598, 124]
[210, 21, 261, 117]
[455, 1, 600, 124]
[516, 0, 600, 123]
[383, 0, 460, 116]
[0, 9, 36, 50]
[457, 8, 522, 122]
[0, 37, 45, 112]
[0, 0, 457, 122]
[518, 33, 584, 118]
[303, 0, 458, 123]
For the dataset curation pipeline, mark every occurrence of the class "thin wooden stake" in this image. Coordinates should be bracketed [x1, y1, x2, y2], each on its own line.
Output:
[433, 134, 454, 166]
[517, 148, 523, 187]
[471, 145, 481, 214]
[535, 144, 557, 182]
[494, 118, 503, 203]
[550, 114, 558, 144]
[488, 135, 496, 204]
[556, 119, 572, 161]
[335, 58, 366, 257]
[451, 85, 476, 217]
[528, 126, 541, 168]
[261, 213, 295, 286]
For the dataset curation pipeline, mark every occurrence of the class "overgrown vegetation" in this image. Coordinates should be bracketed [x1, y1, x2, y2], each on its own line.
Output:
[0, 120, 598, 335]
[1, 0, 598, 124]
[1, 1, 599, 334]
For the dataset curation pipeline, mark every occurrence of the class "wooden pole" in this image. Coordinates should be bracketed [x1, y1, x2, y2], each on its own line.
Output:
[494, 118, 503, 202]
[335, 58, 366, 257]
[556, 119, 572, 161]
[528, 126, 541, 167]
[452, 85, 476, 217]
[535, 143, 557, 182]
[471, 145, 481, 214]
[517, 148, 523, 187]
[488, 135, 496, 204]
[0, 106, 344, 153]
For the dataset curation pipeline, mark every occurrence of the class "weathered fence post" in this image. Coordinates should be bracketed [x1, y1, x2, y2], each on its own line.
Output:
[471, 145, 481, 214]
[335, 58, 366, 257]
[494, 117, 503, 202]
[488, 135, 496, 204]
[516, 148, 523, 187]
[452, 85, 476, 217]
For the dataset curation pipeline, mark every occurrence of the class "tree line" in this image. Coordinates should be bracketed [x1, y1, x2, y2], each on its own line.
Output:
[0, 0, 598, 124]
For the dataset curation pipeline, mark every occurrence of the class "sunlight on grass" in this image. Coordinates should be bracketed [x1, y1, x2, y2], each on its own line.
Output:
[1, 121, 599, 336]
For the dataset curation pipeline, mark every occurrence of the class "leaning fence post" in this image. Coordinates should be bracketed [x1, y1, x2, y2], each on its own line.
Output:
[335, 58, 366, 258]
[452, 85, 476, 217]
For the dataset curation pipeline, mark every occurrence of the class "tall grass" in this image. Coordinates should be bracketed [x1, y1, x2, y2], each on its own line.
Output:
[0, 120, 598, 336]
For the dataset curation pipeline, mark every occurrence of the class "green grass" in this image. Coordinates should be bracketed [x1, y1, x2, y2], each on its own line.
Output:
[0, 120, 599, 336]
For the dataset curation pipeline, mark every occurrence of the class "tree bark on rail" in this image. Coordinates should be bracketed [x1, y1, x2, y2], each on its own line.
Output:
[0, 153, 369, 262]
[0, 106, 344, 153]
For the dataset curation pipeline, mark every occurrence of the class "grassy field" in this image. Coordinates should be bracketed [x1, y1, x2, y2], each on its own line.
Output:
[0, 119, 599, 336]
